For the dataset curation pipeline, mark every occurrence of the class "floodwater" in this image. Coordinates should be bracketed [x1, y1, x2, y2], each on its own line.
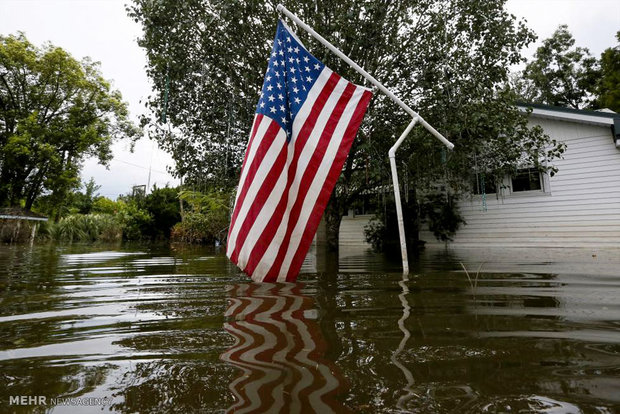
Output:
[1, 243, 619, 413]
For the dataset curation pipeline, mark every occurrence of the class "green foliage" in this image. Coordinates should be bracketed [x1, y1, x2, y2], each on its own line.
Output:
[363, 189, 463, 250]
[39, 188, 178, 243]
[72, 178, 101, 214]
[129, 0, 564, 247]
[596, 31, 620, 112]
[142, 186, 181, 238]
[171, 190, 230, 244]
[0, 33, 139, 213]
[514, 25, 599, 109]
[92, 197, 122, 215]
[44, 213, 123, 243]
[116, 201, 153, 241]
[363, 216, 387, 252]
[419, 192, 465, 242]
[171, 212, 217, 244]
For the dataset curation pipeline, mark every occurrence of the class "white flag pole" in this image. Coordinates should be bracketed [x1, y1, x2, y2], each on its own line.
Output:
[276, 4, 454, 273]
[389, 118, 418, 274]
[276, 4, 454, 150]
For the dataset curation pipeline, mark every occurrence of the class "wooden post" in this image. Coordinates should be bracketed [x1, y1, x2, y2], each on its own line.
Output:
[30, 222, 38, 247]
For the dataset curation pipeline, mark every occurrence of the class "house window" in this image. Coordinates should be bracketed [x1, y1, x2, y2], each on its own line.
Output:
[472, 173, 496, 195]
[511, 168, 542, 192]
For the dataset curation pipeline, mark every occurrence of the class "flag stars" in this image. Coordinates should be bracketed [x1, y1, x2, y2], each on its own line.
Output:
[257, 23, 326, 133]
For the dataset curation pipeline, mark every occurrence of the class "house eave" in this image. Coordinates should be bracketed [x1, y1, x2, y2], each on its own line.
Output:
[517, 103, 618, 127]
[0, 214, 49, 222]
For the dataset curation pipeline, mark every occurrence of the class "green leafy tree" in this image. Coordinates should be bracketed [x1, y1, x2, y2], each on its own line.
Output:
[171, 189, 230, 244]
[71, 177, 101, 214]
[143, 185, 181, 238]
[0, 33, 139, 213]
[596, 31, 620, 112]
[128, 0, 564, 250]
[116, 200, 153, 241]
[515, 24, 599, 109]
[92, 196, 122, 215]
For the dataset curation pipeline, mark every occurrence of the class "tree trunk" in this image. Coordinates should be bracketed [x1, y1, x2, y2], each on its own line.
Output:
[323, 205, 342, 253]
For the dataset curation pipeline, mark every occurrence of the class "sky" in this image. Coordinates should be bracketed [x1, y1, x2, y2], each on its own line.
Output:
[1, 0, 619, 199]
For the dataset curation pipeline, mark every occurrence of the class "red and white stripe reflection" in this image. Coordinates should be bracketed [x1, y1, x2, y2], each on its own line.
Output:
[220, 283, 349, 413]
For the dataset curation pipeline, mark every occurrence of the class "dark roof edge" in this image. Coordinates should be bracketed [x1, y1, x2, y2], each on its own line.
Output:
[516, 101, 620, 120]
[0, 207, 49, 221]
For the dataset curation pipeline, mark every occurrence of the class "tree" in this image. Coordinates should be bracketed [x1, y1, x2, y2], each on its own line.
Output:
[142, 185, 181, 238]
[0, 33, 138, 213]
[71, 177, 101, 214]
[515, 25, 599, 109]
[596, 31, 620, 112]
[128, 0, 564, 250]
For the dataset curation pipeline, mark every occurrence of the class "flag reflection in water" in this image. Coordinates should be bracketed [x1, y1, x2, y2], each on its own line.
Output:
[220, 283, 348, 413]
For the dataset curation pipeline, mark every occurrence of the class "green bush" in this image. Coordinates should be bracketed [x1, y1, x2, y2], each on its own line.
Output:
[92, 197, 122, 215]
[171, 190, 230, 244]
[45, 213, 123, 242]
[419, 192, 466, 242]
[117, 201, 153, 241]
[363, 216, 387, 252]
[143, 186, 181, 239]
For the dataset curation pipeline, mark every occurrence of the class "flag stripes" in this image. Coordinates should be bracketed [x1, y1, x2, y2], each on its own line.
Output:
[226, 21, 372, 282]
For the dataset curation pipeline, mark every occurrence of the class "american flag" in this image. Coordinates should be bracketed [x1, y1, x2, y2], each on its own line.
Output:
[226, 21, 373, 282]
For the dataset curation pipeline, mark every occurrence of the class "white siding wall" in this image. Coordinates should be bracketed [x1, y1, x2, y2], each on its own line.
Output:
[339, 214, 373, 246]
[422, 118, 620, 247]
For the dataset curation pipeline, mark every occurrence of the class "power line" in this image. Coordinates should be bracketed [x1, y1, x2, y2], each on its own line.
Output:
[111, 158, 170, 175]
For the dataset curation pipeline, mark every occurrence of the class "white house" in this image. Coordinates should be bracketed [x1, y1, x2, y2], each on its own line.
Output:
[338, 103, 620, 248]
[420, 103, 620, 247]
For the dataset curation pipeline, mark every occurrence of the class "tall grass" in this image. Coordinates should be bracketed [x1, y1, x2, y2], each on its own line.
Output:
[45, 214, 123, 242]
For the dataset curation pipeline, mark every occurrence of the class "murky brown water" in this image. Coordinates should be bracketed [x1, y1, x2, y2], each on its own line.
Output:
[1, 243, 619, 413]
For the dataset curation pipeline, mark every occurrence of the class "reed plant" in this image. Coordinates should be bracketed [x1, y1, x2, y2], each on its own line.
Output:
[45, 213, 123, 242]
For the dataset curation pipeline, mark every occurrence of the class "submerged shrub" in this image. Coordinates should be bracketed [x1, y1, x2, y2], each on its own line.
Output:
[46, 213, 123, 242]
[116, 201, 153, 241]
[171, 190, 230, 244]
